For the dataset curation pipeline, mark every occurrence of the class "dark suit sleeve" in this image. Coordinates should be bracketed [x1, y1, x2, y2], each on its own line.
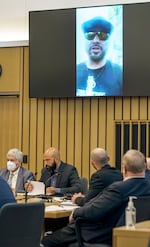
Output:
[39, 167, 52, 184]
[75, 173, 104, 206]
[73, 183, 123, 222]
[75, 197, 85, 206]
[60, 166, 81, 195]
[84, 173, 105, 202]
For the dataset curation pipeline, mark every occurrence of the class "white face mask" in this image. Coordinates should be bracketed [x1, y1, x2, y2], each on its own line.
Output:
[7, 161, 17, 171]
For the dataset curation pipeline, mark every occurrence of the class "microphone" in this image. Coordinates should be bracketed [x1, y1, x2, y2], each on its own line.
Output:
[55, 173, 60, 177]
[25, 180, 32, 203]
[25, 188, 28, 203]
[45, 172, 60, 187]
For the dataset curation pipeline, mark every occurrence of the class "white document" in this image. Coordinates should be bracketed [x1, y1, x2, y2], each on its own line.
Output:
[45, 205, 66, 212]
[45, 204, 80, 212]
[28, 181, 45, 195]
[60, 201, 77, 206]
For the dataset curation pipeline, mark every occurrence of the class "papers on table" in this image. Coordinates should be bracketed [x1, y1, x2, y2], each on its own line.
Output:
[52, 197, 64, 202]
[60, 201, 77, 206]
[45, 201, 80, 212]
[28, 181, 45, 195]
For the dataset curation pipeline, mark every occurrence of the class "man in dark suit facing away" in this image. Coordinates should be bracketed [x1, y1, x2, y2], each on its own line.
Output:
[72, 147, 122, 206]
[41, 149, 150, 247]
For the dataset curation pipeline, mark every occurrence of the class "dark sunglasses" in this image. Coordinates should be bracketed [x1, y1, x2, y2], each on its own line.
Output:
[84, 31, 110, 41]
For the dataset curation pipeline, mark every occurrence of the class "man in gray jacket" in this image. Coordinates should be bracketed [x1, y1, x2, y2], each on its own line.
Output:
[0, 148, 35, 193]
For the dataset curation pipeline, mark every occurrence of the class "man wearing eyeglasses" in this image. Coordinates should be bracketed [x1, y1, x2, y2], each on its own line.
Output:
[76, 16, 123, 96]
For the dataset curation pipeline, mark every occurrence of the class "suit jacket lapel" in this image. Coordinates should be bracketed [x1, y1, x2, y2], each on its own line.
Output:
[15, 167, 23, 192]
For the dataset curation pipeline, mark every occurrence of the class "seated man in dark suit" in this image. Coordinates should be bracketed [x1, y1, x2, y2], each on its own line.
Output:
[0, 148, 36, 194]
[41, 149, 150, 247]
[0, 175, 16, 208]
[28, 147, 81, 196]
[72, 147, 122, 206]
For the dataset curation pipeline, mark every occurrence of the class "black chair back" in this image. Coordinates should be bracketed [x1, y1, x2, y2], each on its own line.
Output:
[80, 177, 89, 195]
[0, 202, 45, 247]
[134, 196, 150, 222]
[117, 195, 150, 226]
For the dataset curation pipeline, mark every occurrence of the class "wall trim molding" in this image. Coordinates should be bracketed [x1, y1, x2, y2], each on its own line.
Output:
[0, 40, 29, 48]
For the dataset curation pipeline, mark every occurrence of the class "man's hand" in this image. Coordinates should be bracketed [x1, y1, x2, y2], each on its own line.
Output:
[69, 210, 74, 223]
[24, 182, 33, 192]
[71, 192, 85, 204]
[46, 186, 56, 195]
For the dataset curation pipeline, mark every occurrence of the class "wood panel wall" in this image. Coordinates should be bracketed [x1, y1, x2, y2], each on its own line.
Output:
[0, 46, 149, 180]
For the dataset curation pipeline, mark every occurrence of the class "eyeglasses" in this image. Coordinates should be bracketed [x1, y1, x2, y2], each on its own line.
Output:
[84, 31, 110, 41]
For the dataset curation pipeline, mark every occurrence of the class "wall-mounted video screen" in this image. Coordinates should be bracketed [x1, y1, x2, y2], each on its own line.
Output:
[29, 2, 150, 98]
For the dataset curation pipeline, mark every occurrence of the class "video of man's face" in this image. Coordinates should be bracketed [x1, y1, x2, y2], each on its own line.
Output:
[76, 5, 123, 97]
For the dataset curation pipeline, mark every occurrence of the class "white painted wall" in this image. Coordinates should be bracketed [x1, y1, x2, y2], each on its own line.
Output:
[0, 0, 149, 45]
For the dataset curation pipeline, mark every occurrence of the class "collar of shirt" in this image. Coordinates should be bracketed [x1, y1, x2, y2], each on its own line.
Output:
[123, 175, 145, 181]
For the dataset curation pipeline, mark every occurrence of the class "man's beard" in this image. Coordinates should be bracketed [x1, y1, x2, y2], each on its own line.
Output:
[46, 162, 57, 175]
[51, 162, 57, 173]
[89, 50, 106, 62]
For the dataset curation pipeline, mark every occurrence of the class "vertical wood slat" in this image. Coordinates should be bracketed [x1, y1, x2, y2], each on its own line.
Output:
[90, 98, 99, 175]
[121, 122, 124, 161]
[148, 97, 150, 119]
[82, 98, 91, 178]
[22, 47, 30, 164]
[59, 98, 67, 161]
[36, 99, 45, 178]
[0, 97, 19, 168]
[123, 96, 131, 120]
[114, 97, 123, 120]
[67, 98, 75, 165]
[44, 99, 52, 150]
[139, 97, 148, 120]
[74, 98, 83, 176]
[146, 122, 149, 157]
[29, 99, 38, 176]
[138, 122, 141, 150]
[51, 99, 60, 149]
[131, 97, 139, 120]
[90, 98, 99, 149]
[98, 97, 107, 148]
[106, 97, 115, 166]
[18, 47, 24, 150]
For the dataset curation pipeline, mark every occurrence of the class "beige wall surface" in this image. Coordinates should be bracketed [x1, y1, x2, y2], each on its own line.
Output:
[0, 0, 148, 43]
[0, 47, 150, 180]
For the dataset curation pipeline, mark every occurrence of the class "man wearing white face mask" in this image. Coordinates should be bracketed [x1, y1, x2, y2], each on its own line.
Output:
[0, 148, 36, 194]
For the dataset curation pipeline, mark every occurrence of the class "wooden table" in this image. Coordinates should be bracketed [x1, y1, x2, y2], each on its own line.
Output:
[113, 220, 150, 247]
[16, 195, 73, 219]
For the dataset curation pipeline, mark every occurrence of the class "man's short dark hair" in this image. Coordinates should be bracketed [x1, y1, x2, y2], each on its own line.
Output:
[82, 16, 114, 34]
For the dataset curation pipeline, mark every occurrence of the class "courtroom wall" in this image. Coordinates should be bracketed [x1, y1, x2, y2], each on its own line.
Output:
[0, 46, 149, 180]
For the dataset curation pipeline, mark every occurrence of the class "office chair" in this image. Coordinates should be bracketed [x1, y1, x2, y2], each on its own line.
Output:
[80, 177, 89, 195]
[116, 195, 150, 226]
[70, 195, 150, 247]
[0, 201, 45, 247]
